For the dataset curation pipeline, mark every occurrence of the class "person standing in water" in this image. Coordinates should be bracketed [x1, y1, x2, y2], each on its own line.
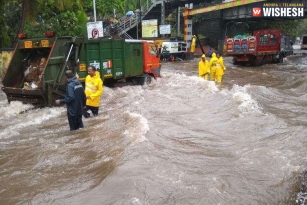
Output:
[198, 54, 210, 80]
[215, 52, 226, 83]
[83, 65, 103, 118]
[209, 52, 218, 81]
[55, 70, 86, 131]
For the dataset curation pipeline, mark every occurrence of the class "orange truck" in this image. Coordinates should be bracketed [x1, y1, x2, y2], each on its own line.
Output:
[224, 29, 293, 66]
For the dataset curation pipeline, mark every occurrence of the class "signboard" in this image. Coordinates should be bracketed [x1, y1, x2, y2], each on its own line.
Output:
[87, 21, 104, 39]
[159, 24, 171, 35]
[142, 19, 158, 38]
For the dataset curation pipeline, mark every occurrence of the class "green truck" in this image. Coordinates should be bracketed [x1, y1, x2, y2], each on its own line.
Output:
[1, 33, 161, 107]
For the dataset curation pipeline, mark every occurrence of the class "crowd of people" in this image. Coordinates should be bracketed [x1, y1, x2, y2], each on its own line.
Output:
[198, 52, 226, 83]
[54, 53, 225, 131]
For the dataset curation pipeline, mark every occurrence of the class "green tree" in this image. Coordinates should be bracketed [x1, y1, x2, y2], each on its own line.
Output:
[83, 0, 130, 20]
[23, 0, 87, 38]
[19, 0, 83, 33]
[0, 0, 18, 48]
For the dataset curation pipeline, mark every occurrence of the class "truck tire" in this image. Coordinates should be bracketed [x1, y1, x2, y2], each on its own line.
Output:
[276, 52, 284, 63]
[144, 74, 152, 85]
[261, 57, 266, 66]
[135, 75, 144, 85]
[232, 58, 238, 65]
[135, 74, 152, 85]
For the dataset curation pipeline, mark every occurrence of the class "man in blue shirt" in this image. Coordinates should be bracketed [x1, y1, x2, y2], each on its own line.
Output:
[55, 70, 86, 131]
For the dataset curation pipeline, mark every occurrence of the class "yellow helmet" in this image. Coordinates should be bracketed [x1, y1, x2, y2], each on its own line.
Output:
[201, 54, 206, 58]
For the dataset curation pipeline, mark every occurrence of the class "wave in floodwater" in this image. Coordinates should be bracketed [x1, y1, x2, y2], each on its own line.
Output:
[1, 54, 307, 205]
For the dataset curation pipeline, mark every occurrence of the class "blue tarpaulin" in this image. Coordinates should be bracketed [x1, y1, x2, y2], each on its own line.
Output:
[126, 11, 134, 16]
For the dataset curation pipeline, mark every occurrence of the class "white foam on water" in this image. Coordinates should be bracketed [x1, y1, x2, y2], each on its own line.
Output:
[190, 76, 219, 93]
[158, 71, 219, 93]
[123, 111, 149, 145]
[162, 71, 261, 115]
[231, 84, 262, 114]
[0, 106, 65, 139]
[0, 101, 34, 119]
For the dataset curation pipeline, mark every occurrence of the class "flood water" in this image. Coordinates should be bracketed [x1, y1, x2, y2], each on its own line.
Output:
[0, 48, 307, 205]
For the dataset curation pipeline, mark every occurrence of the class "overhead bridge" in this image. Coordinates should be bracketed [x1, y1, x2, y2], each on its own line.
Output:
[105, 0, 306, 49]
[105, 0, 205, 39]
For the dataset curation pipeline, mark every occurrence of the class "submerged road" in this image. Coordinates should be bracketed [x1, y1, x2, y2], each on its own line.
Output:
[0, 46, 306, 204]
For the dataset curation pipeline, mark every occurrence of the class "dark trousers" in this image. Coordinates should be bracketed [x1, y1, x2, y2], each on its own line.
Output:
[67, 114, 84, 131]
[83, 105, 99, 118]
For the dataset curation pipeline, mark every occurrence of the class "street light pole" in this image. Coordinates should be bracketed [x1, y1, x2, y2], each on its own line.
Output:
[137, 19, 139, 39]
[136, 0, 141, 39]
[93, 0, 97, 22]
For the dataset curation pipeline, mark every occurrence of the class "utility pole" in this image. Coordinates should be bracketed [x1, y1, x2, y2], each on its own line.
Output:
[161, 0, 165, 38]
[93, 0, 96, 22]
[136, 0, 141, 39]
[177, 7, 180, 37]
[137, 20, 139, 39]
[161, 1, 165, 25]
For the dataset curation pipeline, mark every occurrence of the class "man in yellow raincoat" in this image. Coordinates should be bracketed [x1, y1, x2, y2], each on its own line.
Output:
[191, 35, 196, 53]
[215, 53, 226, 83]
[83, 65, 103, 118]
[198, 54, 210, 80]
[209, 52, 218, 81]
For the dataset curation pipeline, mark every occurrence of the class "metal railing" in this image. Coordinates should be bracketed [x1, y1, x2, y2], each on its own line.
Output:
[105, 0, 163, 38]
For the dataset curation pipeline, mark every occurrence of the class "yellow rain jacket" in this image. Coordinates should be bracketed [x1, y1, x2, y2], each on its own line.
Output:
[198, 54, 210, 80]
[215, 56, 226, 82]
[216, 56, 226, 76]
[85, 71, 103, 107]
[209, 52, 218, 81]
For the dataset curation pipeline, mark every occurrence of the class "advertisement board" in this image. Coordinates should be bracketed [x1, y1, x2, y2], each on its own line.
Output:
[142, 19, 158, 38]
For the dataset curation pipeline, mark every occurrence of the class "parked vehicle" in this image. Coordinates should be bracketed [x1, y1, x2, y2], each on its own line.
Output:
[300, 34, 307, 50]
[1, 32, 161, 107]
[224, 29, 293, 66]
[160, 41, 187, 61]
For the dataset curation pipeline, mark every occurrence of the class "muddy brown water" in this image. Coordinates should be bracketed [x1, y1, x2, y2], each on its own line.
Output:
[0, 49, 307, 205]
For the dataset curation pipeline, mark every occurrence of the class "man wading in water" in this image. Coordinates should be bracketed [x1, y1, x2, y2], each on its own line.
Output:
[55, 70, 86, 131]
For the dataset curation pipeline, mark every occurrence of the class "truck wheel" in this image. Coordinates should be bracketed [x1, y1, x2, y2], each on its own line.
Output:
[135, 74, 152, 85]
[276, 56, 283, 63]
[144, 74, 152, 85]
[280, 53, 284, 62]
[276, 57, 283, 63]
[232, 59, 238, 65]
[261, 58, 266, 66]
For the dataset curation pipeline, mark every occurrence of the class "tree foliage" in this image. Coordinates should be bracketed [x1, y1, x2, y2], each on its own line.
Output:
[22, 0, 86, 37]
[2, 0, 306, 48]
[0, 0, 139, 47]
[83, 0, 139, 20]
[0, 0, 21, 47]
